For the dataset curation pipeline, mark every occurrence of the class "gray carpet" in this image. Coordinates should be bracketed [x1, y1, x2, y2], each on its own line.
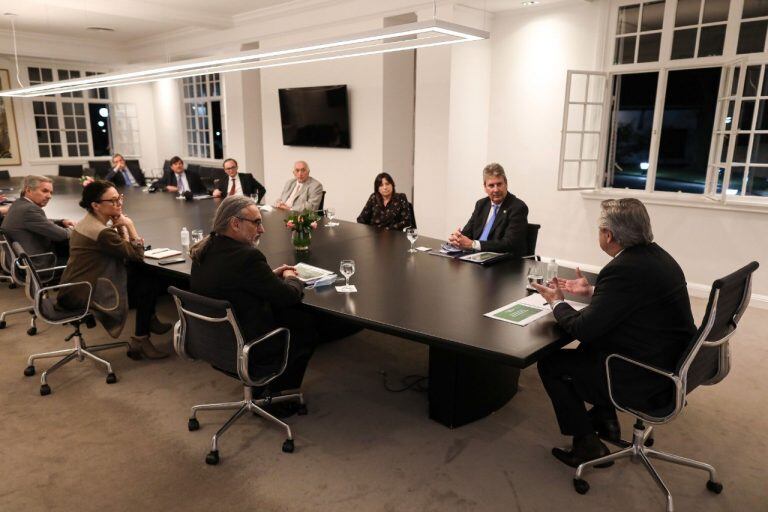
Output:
[0, 286, 765, 511]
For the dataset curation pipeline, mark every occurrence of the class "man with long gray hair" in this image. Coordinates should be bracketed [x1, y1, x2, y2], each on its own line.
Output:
[189, 196, 318, 417]
[533, 198, 695, 468]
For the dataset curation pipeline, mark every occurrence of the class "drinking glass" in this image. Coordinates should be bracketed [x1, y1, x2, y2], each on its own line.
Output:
[326, 207, 338, 227]
[526, 262, 544, 289]
[190, 229, 204, 245]
[406, 228, 418, 253]
[339, 259, 355, 291]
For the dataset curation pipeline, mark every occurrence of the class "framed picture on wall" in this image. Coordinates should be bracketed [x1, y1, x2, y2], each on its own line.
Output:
[0, 69, 21, 166]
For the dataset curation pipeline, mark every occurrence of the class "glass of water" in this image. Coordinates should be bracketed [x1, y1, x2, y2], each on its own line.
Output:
[325, 207, 338, 227]
[406, 227, 418, 253]
[339, 259, 355, 291]
[190, 229, 204, 245]
[527, 261, 545, 289]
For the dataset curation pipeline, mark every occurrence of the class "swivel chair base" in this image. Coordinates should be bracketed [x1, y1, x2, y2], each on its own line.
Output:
[24, 320, 130, 395]
[573, 419, 723, 512]
[187, 385, 306, 465]
[0, 306, 37, 334]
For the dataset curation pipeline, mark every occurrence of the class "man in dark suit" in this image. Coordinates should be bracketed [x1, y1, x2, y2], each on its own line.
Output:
[448, 163, 528, 256]
[154, 156, 206, 195]
[189, 196, 318, 415]
[1, 175, 74, 262]
[211, 158, 266, 202]
[105, 154, 146, 187]
[533, 198, 696, 468]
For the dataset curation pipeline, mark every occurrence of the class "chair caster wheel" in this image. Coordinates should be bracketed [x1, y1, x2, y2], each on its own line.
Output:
[645, 437, 654, 447]
[205, 451, 219, 465]
[40, 384, 51, 396]
[573, 478, 589, 495]
[24, 365, 35, 377]
[188, 418, 200, 431]
[27, 327, 37, 336]
[0, 320, 6, 329]
[706, 480, 723, 494]
[282, 439, 295, 453]
[106, 373, 117, 384]
[297, 404, 308, 415]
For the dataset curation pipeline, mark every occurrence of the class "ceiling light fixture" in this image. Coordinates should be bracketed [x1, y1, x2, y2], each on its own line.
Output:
[521, 1, 540, 5]
[0, 19, 488, 98]
[86, 26, 116, 32]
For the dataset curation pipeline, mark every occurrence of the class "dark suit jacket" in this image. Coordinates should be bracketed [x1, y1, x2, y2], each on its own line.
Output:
[190, 234, 303, 341]
[553, 243, 696, 408]
[155, 169, 206, 195]
[0, 198, 69, 256]
[105, 166, 147, 187]
[461, 193, 528, 256]
[215, 173, 266, 202]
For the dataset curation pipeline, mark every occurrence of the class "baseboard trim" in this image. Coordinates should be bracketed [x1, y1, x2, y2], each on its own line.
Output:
[550, 258, 768, 311]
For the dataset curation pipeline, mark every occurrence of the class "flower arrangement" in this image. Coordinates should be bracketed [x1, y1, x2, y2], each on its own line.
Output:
[80, 175, 95, 187]
[284, 209, 319, 250]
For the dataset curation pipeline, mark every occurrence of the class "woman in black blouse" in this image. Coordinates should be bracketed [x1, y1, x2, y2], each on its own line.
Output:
[357, 172, 414, 230]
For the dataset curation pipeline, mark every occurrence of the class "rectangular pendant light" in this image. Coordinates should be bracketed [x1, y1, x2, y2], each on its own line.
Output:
[0, 20, 488, 97]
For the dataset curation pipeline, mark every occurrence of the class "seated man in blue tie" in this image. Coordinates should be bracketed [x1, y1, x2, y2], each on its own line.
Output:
[155, 155, 206, 195]
[105, 153, 146, 187]
[448, 163, 529, 256]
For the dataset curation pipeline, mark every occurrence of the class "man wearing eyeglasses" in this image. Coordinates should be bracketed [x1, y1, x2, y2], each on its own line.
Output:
[211, 158, 266, 202]
[105, 154, 146, 188]
[190, 196, 318, 417]
[1, 175, 74, 264]
[274, 160, 324, 212]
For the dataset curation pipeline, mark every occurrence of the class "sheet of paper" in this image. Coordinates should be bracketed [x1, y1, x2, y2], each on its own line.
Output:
[415, 246, 431, 252]
[259, 205, 274, 212]
[294, 262, 334, 283]
[335, 285, 357, 293]
[144, 248, 182, 259]
[485, 293, 589, 326]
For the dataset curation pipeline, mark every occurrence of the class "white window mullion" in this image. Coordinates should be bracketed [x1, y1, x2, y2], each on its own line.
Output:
[721, 62, 747, 201]
[645, 69, 668, 192]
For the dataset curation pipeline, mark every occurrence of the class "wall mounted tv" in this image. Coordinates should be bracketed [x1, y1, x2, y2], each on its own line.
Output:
[278, 85, 351, 148]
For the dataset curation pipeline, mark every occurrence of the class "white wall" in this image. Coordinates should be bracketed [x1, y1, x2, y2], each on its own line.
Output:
[151, 79, 184, 166]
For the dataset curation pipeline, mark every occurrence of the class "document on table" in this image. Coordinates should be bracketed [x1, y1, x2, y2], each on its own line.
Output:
[294, 262, 335, 284]
[485, 294, 587, 326]
[144, 248, 183, 259]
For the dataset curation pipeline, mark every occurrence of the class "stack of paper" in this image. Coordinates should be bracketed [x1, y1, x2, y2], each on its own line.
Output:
[144, 248, 182, 259]
[485, 294, 588, 326]
[294, 263, 336, 287]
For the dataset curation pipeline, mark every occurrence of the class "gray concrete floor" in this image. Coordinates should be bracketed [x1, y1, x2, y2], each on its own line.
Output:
[0, 286, 766, 512]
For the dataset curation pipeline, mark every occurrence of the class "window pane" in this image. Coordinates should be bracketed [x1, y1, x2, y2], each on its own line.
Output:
[642, 1, 666, 30]
[36, 131, 48, 144]
[567, 104, 584, 131]
[41, 68, 53, 81]
[64, 117, 75, 130]
[606, 72, 659, 190]
[585, 105, 603, 131]
[746, 167, 768, 196]
[76, 117, 86, 129]
[50, 131, 61, 143]
[582, 133, 600, 159]
[638, 33, 662, 62]
[615, 36, 636, 64]
[569, 73, 587, 102]
[739, 100, 755, 129]
[618, 5, 640, 34]
[731, 67, 741, 95]
[734, 133, 750, 161]
[737, 20, 768, 54]
[703, 0, 730, 22]
[79, 145, 90, 156]
[39, 145, 50, 158]
[676, 0, 701, 26]
[89, 103, 111, 157]
[744, 65, 761, 96]
[671, 28, 697, 59]
[51, 145, 62, 157]
[742, 0, 768, 18]
[655, 67, 721, 193]
[756, 100, 768, 130]
[212, 100, 223, 160]
[29, 68, 40, 82]
[698, 24, 726, 56]
[34, 116, 46, 130]
[48, 116, 59, 129]
[752, 134, 768, 162]
[728, 166, 745, 194]
[68, 144, 78, 156]
[763, 66, 768, 95]
[720, 133, 731, 161]
[66, 131, 76, 143]
[587, 75, 606, 103]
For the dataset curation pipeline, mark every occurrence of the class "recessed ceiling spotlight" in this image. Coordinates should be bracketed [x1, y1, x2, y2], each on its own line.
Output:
[521, 1, 540, 5]
[3, 12, 19, 17]
[87, 26, 115, 32]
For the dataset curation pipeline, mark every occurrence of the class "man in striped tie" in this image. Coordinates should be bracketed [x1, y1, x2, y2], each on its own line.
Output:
[448, 163, 529, 257]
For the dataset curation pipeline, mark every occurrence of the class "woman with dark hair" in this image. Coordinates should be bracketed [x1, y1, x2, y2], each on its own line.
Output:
[356, 172, 414, 230]
[57, 180, 169, 359]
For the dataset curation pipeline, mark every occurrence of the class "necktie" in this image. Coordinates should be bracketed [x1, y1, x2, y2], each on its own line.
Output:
[229, 178, 237, 196]
[122, 169, 134, 187]
[285, 182, 302, 209]
[479, 204, 499, 242]
[178, 174, 185, 193]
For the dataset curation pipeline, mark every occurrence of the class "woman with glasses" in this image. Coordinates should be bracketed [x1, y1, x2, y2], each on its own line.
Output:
[57, 179, 169, 359]
[356, 172, 414, 231]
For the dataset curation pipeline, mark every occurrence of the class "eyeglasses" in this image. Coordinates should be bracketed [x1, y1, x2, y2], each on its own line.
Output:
[224, 166, 238, 171]
[236, 216, 262, 227]
[98, 194, 125, 206]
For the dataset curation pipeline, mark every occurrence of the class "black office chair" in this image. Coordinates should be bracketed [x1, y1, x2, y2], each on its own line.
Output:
[0, 170, 10, 179]
[18, 250, 132, 395]
[58, 164, 84, 178]
[317, 190, 326, 216]
[125, 159, 141, 172]
[572, 261, 759, 511]
[162, 160, 171, 173]
[0, 230, 13, 287]
[169, 286, 306, 465]
[187, 163, 201, 176]
[408, 201, 417, 229]
[525, 223, 540, 258]
[88, 160, 111, 179]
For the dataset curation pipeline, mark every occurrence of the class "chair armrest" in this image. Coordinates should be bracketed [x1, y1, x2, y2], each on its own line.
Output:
[605, 353, 683, 424]
[36, 281, 93, 320]
[241, 327, 291, 388]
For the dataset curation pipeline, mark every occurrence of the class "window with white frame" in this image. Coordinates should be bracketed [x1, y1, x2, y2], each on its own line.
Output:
[181, 74, 224, 160]
[28, 66, 113, 159]
[559, 0, 768, 203]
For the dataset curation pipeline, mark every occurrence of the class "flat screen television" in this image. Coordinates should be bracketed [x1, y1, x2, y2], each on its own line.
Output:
[278, 85, 350, 148]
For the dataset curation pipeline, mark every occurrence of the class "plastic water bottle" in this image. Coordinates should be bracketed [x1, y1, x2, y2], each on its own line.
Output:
[180, 226, 190, 254]
[547, 258, 558, 284]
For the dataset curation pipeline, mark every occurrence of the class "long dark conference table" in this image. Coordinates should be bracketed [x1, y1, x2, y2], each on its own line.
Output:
[2, 176, 578, 428]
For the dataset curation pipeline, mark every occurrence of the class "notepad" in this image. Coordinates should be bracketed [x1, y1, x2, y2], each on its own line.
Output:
[144, 248, 183, 259]
[294, 263, 335, 284]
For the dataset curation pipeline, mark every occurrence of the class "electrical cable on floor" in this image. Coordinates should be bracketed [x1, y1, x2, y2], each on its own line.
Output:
[379, 371, 428, 393]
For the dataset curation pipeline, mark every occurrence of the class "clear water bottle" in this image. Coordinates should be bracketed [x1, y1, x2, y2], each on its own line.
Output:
[180, 226, 190, 254]
[547, 258, 558, 284]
